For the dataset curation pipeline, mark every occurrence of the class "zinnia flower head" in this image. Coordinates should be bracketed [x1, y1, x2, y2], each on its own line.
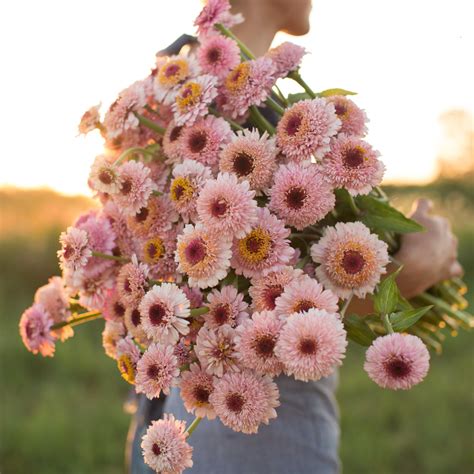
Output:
[221, 58, 276, 118]
[276, 310, 347, 381]
[269, 162, 335, 230]
[139, 283, 191, 345]
[19, 303, 56, 357]
[219, 128, 278, 192]
[266, 42, 306, 78]
[209, 370, 279, 434]
[364, 333, 430, 390]
[275, 274, 339, 318]
[34, 276, 70, 326]
[162, 120, 185, 162]
[195, 324, 240, 377]
[197, 34, 241, 80]
[194, 0, 243, 36]
[231, 207, 294, 279]
[78, 103, 101, 135]
[197, 172, 258, 239]
[116, 255, 150, 306]
[135, 343, 180, 399]
[235, 311, 284, 377]
[204, 285, 249, 329]
[310, 222, 390, 299]
[322, 134, 385, 196]
[326, 95, 368, 137]
[124, 305, 149, 344]
[182, 285, 204, 309]
[116, 335, 141, 384]
[141, 414, 193, 474]
[277, 99, 341, 162]
[102, 287, 126, 322]
[172, 74, 218, 126]
[88, 155, 121, 194]
[58, 226, 92, 274]
[180, 363, 217, 419]
[139, 230, 178, 281]
[176, 223, 232, 289]
[102, 320, 126, 359]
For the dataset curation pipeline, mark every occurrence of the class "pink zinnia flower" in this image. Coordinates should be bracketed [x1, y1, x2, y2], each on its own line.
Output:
[139, 283, 190, 345]
[276, 310, 347, 381]
[219, 128, 278, 192]
[102, 320, 126, 359]
[102, 287, 126, 322]
[179, 115, 232, 169]
[19, 304, 56, 357]
[231, 207, 294, 279]
[235, 311, 284, 377]
[326, 95, 368, 137]
[194, 0, 243, 36]
[310, 222, 390, 299]
[204, 285, 249, 329]
[221, 58, 276, 118]
[58, 226, 92, 274]
[176, 223, 232, 289]
[135, 343, 180, 399]
[172, 74, 218, 126]
[322, 134, 385, 196]
[249, 267, 304, 312]
[269, 162, 335, 230]
[78, 103, 101, 135]
[162, 120, 185, 162]
[195, 324, 240, 377]
[116, 335, 142, 384]
[141, 414, 193, 474]
[182, 285, 204, 309]
[102, 200, 135, 258]
[266, 42, 306, 78]
[114, 160, 156, 216]
[197, 172, 258, 239]
[180, 363, 217, 419]
[116, 256, 150, 306]
[124, 305, 149, 344]
[277, 99, 341, 162]
[104, 80, 147, 139]
[88, 155, 121, 194]
[275, 274, 339, 317]
[170, 159, 213, 222]
[197, 34, 240, 80]
[209, 371, 279, 434]
[139, 230, 178, 281]
[75, 267, 116, 311]
[34, 276, 70, 327]
[364, 333, 430, 390]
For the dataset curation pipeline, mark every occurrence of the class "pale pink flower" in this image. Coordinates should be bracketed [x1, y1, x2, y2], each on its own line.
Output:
[195, 325, 240, 377]
[277, 99, 341, 162]
[139, 230, 178, 281]
[249, 267, 304, 312]
[322, 134, 385, 196]
[116, 255, 150, 306]
[173, 339, 192, 367]
[58, 226, 91, 273]
[275, 274, 339, 318]
[209, 371, 279, 434]
[114, 160, 156, 216]
[204, 285, 249, 329]
[266, 42, 306, 78]
[276, 310, 347, 381]
[176, 223, 232, 289]
[116, 335, 142, 384]
[231, 207, 294, 279]
[180, 363, 217, 419]
[101, 287, 126, 321]
[221, 58, 276, 118]
[364, 333, 430, 390]
[102, 320, 126, 359]
[34, 276, 70, 326]
[139, 283, 190, 345]
[197, 172, 258, 239]
[194, 0, 243, 36]
[235, 311, 284, 377]
[219, 129, 278, 192]
[78, 103, 101, 135]
[182, 285, 204, 309]
[124, 305, 149, 343]
[326, 95, 368, 137]
[19, 304, 56, 357]
[163, 120, 185, 162]
[88, 155, 121, 195]
[136, 343, 180, 399]
[102, 201, 136, 258]
[141, 414, 193, 474]
[197, 34, 241, 79]
[311, 222, 390, 299]
[179, 115, 232, 169]
[269, 162, 335, 230]
[76, 267, 116, 311]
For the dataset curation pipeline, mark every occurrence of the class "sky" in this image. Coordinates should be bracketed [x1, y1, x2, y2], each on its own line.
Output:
[0, 0, 472, 196]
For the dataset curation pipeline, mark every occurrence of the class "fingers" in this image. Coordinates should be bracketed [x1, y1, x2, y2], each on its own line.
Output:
[410, 198, 434, 218]
[449, 260, 464, 277]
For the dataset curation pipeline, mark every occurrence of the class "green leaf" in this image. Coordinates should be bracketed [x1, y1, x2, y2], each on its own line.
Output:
[390, 306, 433, 332]
[357, 195, 424, 233]
[317, 88, 357, 97]
[287, 92, 311, 104]
[374, 269, 402, 315]
[344, 314, 376, 346]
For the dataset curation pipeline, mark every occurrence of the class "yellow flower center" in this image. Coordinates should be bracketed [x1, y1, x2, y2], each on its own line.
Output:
[238, 228, 272, 264]
[176, 82, 203, 112]
[170, 176, 195, 203]
[225, 62, 250, 93]
[117, 354, 135, 384]
[157, 59, 189, 87]
[143, 237, 165, 264]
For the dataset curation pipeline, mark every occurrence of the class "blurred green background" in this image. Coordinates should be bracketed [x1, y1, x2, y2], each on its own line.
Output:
[1, 175, 473, 473]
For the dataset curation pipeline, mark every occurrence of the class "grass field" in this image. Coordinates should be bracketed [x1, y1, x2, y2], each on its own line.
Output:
[1, 185, 473, 473]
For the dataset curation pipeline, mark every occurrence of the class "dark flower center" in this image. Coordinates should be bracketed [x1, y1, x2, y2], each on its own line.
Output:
[113, 301, 125, 318]
[294, 299, 315, 313]
[152, 443, 161, 457]
[207, 47, 221, 63]
[343, 147, 365, 168]
[226, 392, 245, 413]
[149, 303, 167, 326]
[255, 335, 276, 357]
[169, 125, 183, 142]
[164, 64, 180, 78]
[184, 238, 207, 265]
[188, 130, 208, 153]
[285, 186, 307, 210]
[121, 179, 132, 195]
[299, 337, 317, 355]
[342, 250, 365, 274]
[232, 152, 255, 177]
[173, 184, 185, 200]
[131, 309, 141, 327]
[263, 285, 284, 310]
[285, 114, 302, 136]
[334, 103, 347, 116]
[246, 236, 263, 254]
[386, 358, 411, 378]
[147, 363, 160, 378]
[212, 304, 231, 325]
[193, 385, 210, 403]
[99, 169, 113, 185]
[210, 199, 228, 217]
[63, 244, 74, 259]
[135, 207, 149, 223]
[26, 321, 35, 339]
[123, 279, 132, 293]
[147, 243, 158, 259]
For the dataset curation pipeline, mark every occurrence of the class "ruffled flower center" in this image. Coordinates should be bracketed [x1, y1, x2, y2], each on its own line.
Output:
[211, 303, 231, 325]
[98, 169, 114, 185]
[238, 228, 272, 264]
[343, 146, 365, 168]
[342, 250, 365, 275]
[298, 337, 317, 355]
[148, 302, 169, 326]
[113, 301, 125, 318]
[263, 285, 284, 310]
[334, 102, 348, 118]
[170, 176, 195, 203]
[232, 151, 255, 177]
[253, 334, 276, 358]
[285, 113, 302, 136]
[210, 198, 228, 217]
[152, 443, 162, 456]
[207, 47, 222, 63]
[188, 130, 208, 153]
[121, 178, 132, 195]
[169, 125, 183, 142]
[193, 385, 211, 404]
[158, 59, 189, 86]
[144, 237, 165, 264]
[118, 354, 135, 384]
[135, 207, 150, 223]
[293, 299, 315, 313]
[131, 309, 141, 327]
[184, 238, 208, 265]
[285, 186, 307, 210]
[385, 357, 411, 378]
[225, 63, 250, 93]
[176, 81, 203, 112]
[225, 392, 245, 413]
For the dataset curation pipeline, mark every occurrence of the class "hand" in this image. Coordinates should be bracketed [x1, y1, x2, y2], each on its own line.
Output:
[394, 198, 463, 299]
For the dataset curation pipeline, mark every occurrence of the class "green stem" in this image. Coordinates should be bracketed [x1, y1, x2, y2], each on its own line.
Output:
[51, 311, 102, 330]
[148, 279, 162, 287]
[288, 71, 316, 99]
[91, 251, 130, 263]
[215, 24, 255, 60]
[265, 96, 285, 116]
[186, 417, 202, 436]
[290, 233, 320, 240]
[295, 255, 310, 269]
[208, 107, 244, 131]
[340, 294, 353, 318]
[134, 113, 166, 135]
[113, 146, 156, 166]
[191, 307, 210, 318]
[152, 190, 163, 197]
[249, 106, 275, 134]
[274, 84, 289, 107]
[382, 313, 394, 334]
[347, 193, 360, 216]
[374, 186, 389, 202]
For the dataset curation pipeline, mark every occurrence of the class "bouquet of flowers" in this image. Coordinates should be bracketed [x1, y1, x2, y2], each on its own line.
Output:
[19, 0, 472, 472]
